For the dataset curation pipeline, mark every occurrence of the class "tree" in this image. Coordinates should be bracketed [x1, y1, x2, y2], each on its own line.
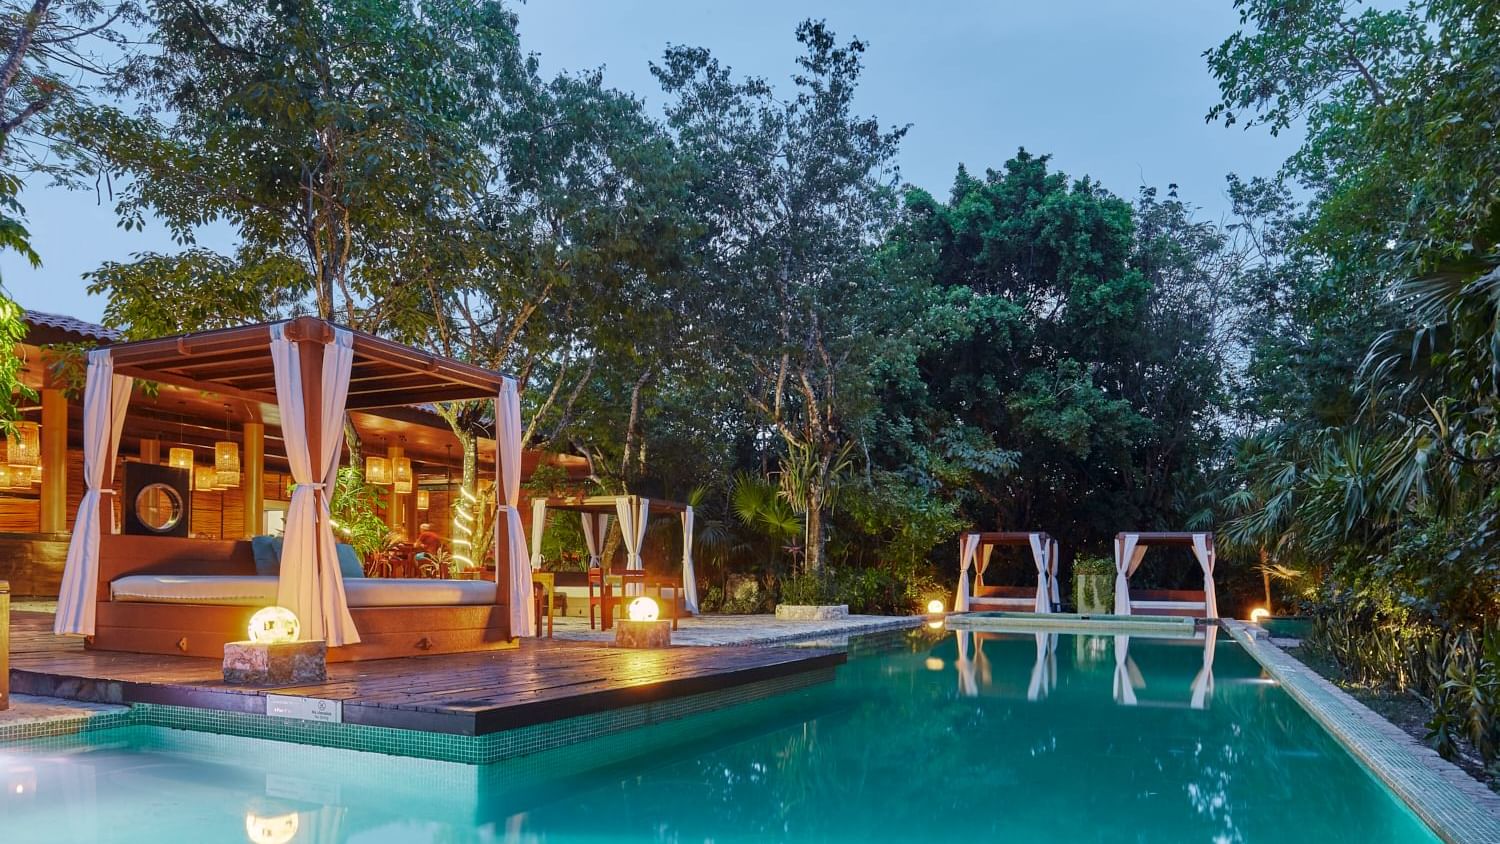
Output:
[0, 0, 140, 431]
[75, 0, 526, 337]
[655, 20, 908, 573]
[884, 153, 1231, 556]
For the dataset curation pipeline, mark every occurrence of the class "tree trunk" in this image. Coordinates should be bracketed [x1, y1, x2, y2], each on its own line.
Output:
[803, 454, 831, 574]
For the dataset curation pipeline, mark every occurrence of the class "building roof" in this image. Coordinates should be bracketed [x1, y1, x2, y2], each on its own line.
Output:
[22, 309, 122, 345]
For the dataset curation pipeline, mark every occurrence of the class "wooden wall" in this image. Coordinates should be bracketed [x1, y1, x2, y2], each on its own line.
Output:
[0, 445, 291, 540]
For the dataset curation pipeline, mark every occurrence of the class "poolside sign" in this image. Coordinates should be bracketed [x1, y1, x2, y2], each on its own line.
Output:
[266, 694, 343, 724]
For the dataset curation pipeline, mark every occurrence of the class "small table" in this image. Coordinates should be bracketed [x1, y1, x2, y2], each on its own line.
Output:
[531, 571, 555, 638]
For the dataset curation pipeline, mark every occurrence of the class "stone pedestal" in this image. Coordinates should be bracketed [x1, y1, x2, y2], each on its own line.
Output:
[223, 640, 327, 685]
[615, 619, 671, 648]
[775, 604, 849, 621]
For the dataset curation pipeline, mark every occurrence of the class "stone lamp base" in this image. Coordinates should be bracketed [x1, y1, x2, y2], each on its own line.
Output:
[223, 640, 327, 685]
[615, 619, 671, 649]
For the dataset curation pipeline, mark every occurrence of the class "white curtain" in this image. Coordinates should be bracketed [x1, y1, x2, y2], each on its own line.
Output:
[615, 496, 649, 596]
[955, 630, 978, 698]
[1112, 634, 1140, 706]
[580, 512, 611, 567]
[1190, 629, 1219, 710]
[1113, 534, 1147, 615]
[976, 543, 993, 587]
[1028, 533, 1050, 613]
[529, 498, 547, 570]
[496, 377, 534, 637]
[1048, 539, 1061, 609]
[272, 323, 358, 645]
[681, 506, 699, 613]
[54, 350, 132, 635]
[1191, 533, 1220, 619]
[1026, 632, 1057, 701]
[954, 533, 981, 612]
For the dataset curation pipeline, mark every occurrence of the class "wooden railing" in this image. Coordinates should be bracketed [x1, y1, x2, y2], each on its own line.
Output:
[1, 580, 9, 711]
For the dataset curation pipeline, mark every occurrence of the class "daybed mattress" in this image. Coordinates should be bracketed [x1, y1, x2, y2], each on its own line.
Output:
[110, 575, 498, 608]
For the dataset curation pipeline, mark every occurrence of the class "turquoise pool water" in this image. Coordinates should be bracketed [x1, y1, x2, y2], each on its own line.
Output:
[1, 628, 1437, 843]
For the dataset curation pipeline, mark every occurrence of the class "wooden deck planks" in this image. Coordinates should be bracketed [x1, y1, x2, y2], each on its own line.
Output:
[5, 611, 843, 735]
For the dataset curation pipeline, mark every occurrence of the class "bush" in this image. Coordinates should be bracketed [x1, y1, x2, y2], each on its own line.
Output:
[779, 571, 832, 606]
[1072, 556, 1114, 612]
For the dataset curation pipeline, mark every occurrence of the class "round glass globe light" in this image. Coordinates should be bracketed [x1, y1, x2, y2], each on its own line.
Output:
[247, 606, 301, 644]
[626, 596, 660, 622]
[926, 598, 945, 614]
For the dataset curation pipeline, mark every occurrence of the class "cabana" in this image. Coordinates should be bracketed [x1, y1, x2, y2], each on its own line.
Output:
[52, 317, 539, 661]
[954, 629, 1057, 702]
[528, 495, 698, 623]
[1112, 532, 1218, 619]
[954, 531, 1058, 613]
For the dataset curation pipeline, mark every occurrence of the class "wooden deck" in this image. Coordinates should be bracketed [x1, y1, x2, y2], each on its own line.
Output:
[5, 612, 843, 736]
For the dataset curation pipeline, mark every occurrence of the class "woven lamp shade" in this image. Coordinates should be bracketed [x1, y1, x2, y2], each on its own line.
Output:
[365, 456, 391, 485]
[195, 464, 220, 492]
[393, 457, 413, 495]
[416, 489, 430, 510]
[169, 447, 194, 470]
[6, 420, 39, 466]
[214, 441, 240, 487]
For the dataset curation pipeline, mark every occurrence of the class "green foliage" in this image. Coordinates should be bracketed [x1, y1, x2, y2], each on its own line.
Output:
[0, 290, 33, 435]
[328, 465, 388, 560]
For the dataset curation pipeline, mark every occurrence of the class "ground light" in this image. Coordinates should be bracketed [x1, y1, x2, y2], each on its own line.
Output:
[1249, 607, 1271, 624]
[247, 606, 300, 644]
[244, 811, 299, 844]
[627, 596, 660, 622]
[617, 597, 670, 648]
[926, 598, 945, 614]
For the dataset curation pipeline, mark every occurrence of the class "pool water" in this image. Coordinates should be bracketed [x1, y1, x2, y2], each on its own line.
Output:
[1, 628, 1437, 843]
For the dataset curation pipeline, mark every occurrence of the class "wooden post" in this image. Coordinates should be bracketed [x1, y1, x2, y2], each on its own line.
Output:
[386, 443, 405, 538]
[39, 388, 67, 534]
[139, 436, 159, 465]
[243, 421, 264, 537]
[1, 580, 9, 711]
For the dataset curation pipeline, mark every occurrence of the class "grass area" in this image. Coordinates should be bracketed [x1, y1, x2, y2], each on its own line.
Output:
[1288, 643, 1498, 793]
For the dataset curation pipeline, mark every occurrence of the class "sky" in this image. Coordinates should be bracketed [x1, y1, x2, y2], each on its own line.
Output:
[2, 0, 1296, 324]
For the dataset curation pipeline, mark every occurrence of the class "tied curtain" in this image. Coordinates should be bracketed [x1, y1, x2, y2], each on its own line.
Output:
[580, 512, 611, 567]
[1048, 539, 1061, 609]
[1027, 533, 1050, 613]
[614, 497, 650, 597]
[54, 350, 133, 635]
[271, 322, 358, 645]
[681, 506, 699, 613]
[529, 499, 548, 569]
[954, 533, 982, 612]
[1191, 533, 1220, 619]
[1113, 534, 1148, 615]
[956, 630, 978, 698]
[496, 378, 534, 637]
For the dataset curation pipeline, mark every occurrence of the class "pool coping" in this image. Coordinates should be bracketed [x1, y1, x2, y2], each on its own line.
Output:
[1226, 620, 1500, 844]
[946, 611, 1199, 636]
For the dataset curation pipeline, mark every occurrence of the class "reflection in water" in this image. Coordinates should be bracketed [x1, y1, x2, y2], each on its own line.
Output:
[0, 630, 1437, 844]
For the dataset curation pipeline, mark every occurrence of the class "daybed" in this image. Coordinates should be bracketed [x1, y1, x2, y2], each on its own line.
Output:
[54, 317, 539, 661]
[1112, 532, 1219, 619]
[954, 531, 1058, 613]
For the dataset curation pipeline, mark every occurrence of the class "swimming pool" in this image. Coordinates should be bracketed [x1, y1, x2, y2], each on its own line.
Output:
[0, 628, 1437, 843]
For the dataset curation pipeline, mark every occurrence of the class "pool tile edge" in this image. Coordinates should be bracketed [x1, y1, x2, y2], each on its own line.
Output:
[1226, 620, 1500, 844]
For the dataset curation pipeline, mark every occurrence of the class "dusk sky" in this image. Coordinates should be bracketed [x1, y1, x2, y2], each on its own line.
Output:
[3, 0, 1296, 322]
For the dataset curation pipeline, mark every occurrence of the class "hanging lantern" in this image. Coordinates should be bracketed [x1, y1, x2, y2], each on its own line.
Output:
[6, 420, 40, 466]
[215, 406, 240, 487]
[365, 455, 391, 485]
[416, 489, 430, 510]
[215, 442, 240, 487]
[169, 447, 194, 470]
[7, 465, 31, 486]
[195, 464, 220, 492]
[393, 456, 413, 494]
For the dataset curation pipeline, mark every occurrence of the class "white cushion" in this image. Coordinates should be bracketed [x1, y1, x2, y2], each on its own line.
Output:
[111, 575, 498, 608]
[1130, 600, 1208, 611]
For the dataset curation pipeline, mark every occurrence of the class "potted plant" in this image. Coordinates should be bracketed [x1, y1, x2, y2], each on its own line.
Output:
[1073, 556, 1114, 614]
[775, 570, 848, 620]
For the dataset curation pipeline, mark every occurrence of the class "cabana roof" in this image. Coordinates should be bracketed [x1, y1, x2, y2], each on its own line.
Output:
[102, 316, 510, 410]
[962, 530, 1054, 546]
